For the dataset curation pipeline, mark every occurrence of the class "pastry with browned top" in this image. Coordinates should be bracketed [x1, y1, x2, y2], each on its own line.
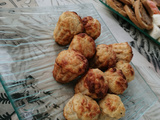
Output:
[53, 11, 84, 45]
[124, 5, 144, 29]
[69, 33, 96, 59]
[111, 42, 133, 63]
[75, 69, 108, 99]
[135, 0, 153, 30]
[82, 16, 101, 40]
[64, 93, 101, 120]
[106, 0, 127, 17]
[119, 0, 132, 5]
[99, 94, 125, 120]
[104, 68, 128, 94]
[53, 50, 88, 83]
[90, 44, 116, 70]
[116, 60, 135, 82]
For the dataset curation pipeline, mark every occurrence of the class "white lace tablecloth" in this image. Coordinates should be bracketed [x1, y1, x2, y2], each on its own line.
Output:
[0, 0, 160, 120]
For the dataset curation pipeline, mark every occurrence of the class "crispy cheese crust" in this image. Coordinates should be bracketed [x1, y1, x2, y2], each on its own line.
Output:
[104, 68, 128, 94]
[53, 11, 84, 45]
[64, 93, 100, 120]
[99, 94, 125, 120]
[75, 69, 108, 99]
[90, 44, 117, 70]
[116, 60, 135, 82]
[82, 16, 101, 40]
[69, 33, 96, 59]
[53, 50, 88, 83]
[111, 42, 133, 62]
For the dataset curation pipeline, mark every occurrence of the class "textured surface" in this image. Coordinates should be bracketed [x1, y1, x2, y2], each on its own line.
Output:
[0, 1, 160, 120]
[53, 11, 84, 45]
[53, 50, 88, 83]
[75, 69, 108, 99]
[64, 93, 100, 120]
[0, 4, 158, 120]
[68, 33, 96, 59]
[99, 94, 125, 120]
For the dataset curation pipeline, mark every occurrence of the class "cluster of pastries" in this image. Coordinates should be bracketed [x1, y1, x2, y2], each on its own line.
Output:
[53, 11, 135, 120]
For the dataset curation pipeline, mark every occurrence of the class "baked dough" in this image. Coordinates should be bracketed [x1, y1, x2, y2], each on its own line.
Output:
[75, 68, 108, 99]
[69, 33, 96, 59]
[106, 0, 127, 17]
[90, 44, 116, 70]
[53, 50, 88, 83]
[116, 60, 135, 82]
[111, 42, 133, 62]
[64, 93, 100, 120]
[82, 16, 101, 40]
[104, 68, 128, 94]
[99, 94, 125, 120]
[53, 11, 84, 45]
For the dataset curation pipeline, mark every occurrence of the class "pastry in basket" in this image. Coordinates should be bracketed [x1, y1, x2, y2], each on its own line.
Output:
[64, 93, 100, 120]
[124, 5, 144, 29]
[111, 42, 133, 63]
[53, 11, 84, 45]
[116, 60, 135, 82]
[104, 68, 128, 94]
[53, 50, 88, 83]
[106, 0, 127, 17]
[82, 16, 101, 40]
[75, 68, 108, 99]
[89, 44, 116, 70]
[99, 94, 125, 120]
[135, 0, 153, 30]
[68, 33, 96, 59]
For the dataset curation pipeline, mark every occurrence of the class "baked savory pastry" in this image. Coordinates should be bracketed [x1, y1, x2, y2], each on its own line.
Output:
[135, 0, 153, 30]
[99, 94, 125, 120]
[104, 68, 128, 94]
[69, 33, 96, 59]
[53, 50, 88, 83]
[119, 0, 132, 5]
[111, 42, 133, 63]
[75, 69, 108, 99]
[124, 5, 144, 29]
[89, 44, 116, 70]
[106, 0, 127, 17]
[116, 60, 135, 82]
[82, 16, 101, 40]
[64, 93, 100, 120]
[53, 11, 84, 45]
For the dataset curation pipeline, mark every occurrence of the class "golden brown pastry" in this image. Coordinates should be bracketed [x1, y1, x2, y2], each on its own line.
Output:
[75, 69, 108, 99]
[119, 0, 132, 5]
[68, 33, 96, 59]
[116, 60, 135, 82]
[99, 94, 125, 120]
[104, 68, 128, 94]
[53, 11, 84, 45]
[89, 44, 116, 70]
[64, 93, 101, 120]
[135, 0, 153, 30]
[106, 0, 127, 17]
[53, 50, 88, 83]
[82, 16, 101, 40]
[124, 5, 144, 29]
[111, 42, 133, 63]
